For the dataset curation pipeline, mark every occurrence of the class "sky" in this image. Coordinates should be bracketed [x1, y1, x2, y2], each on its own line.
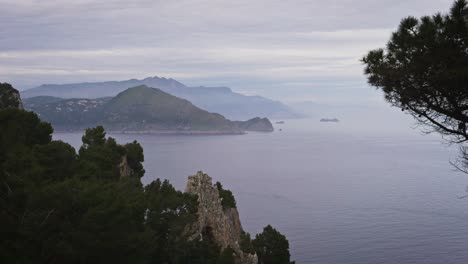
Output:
[0, 0, 454, 105]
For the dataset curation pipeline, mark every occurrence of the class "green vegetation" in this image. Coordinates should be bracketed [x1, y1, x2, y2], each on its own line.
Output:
[0, 108, 214, 263]
[216, 181, 237, 209]
[23, 96, 109, 128]
[253, 225, 295, 264]
[363, 0, 468, 172]
[0, 83, 23, 109]
[240, 231, 255, 254]
[23, 85, 241, 132]
[0, 104, 292, 263]
[102, 85, 237, 131]
[217, 247, 236, 264]
[125, 140, 145, 178]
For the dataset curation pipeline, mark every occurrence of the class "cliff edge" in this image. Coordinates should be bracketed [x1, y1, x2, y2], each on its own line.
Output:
[185, 171, 258, 264]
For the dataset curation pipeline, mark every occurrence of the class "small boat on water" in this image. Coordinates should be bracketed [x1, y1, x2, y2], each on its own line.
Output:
[320, 118, 339, 122]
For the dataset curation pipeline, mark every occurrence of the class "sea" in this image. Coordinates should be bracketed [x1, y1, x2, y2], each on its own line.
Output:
[54, 117, 468, 264]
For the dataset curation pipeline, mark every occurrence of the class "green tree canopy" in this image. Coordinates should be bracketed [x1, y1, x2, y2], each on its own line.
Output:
[0, 108, 233, 263]
[362, 0, 468, 171]
[78, 126, 145, 180]
[1, 104, 292, 263]
[81, 125, 106, 147]
[215, 181, 237, 209]
[253, 225, 294, 264]
[0, 108, 52, 152]
[125, 140, 145, 178]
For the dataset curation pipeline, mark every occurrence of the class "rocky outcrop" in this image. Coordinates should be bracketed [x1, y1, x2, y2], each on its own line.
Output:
[233, 117, 274, 132]
[0, 83, 23, 110]
[118, 155, 133, 178]
[185, 171, 257, 264]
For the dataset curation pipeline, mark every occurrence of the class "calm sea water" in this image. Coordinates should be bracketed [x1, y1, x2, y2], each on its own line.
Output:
[54, 118, 468, 264]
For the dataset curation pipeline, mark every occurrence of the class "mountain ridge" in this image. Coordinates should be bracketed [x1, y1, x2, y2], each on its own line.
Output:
[24, 85, 274, 134]
[21, 76, 300, 120]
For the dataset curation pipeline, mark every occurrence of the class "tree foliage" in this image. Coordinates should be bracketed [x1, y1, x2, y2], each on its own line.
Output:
[78, 127, 126, 181]
[82, 125, 106, 147]
[216, 181, 237, 209]
[0, 109, 216, 263]
[0, 106, 292, 263]
[252, 225, 294, 264]
[216, 247, 236, 264]
[362, 0, 468, 171]
[126, 140, 145, 178]
[240, 231, 255, 254]
[77, 126, 146, 180]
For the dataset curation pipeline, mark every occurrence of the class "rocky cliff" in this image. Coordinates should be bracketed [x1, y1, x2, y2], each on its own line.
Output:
[0, 83, 23, 110]
[118, 155, 133, 178]
[185, 171, 257, 264]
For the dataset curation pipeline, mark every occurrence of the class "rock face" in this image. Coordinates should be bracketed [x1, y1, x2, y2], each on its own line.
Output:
[185, 171, 257, 264]
[118, 155, 133, 178]
[0, 83, 24, 110]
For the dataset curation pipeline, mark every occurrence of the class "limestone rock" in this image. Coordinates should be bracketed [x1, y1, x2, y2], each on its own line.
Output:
[185, 171, 257, 264]
[0, 83, 23, 110]
[118, 155, 133, 178]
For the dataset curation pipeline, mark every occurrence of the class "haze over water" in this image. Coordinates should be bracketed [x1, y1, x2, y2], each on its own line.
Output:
[55, 115, 468, 264]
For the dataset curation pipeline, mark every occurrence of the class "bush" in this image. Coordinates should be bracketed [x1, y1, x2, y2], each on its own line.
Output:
[215, 182, 236, 209]
[253, 225, 294, 264]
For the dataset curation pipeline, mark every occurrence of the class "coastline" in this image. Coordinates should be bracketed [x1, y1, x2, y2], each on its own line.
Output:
[53, 129, 248, 135]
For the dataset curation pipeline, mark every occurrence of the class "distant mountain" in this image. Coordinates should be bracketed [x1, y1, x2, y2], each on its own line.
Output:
[100, 85, 239, 132]
[21, 76, 300, 120]
[24, 85, 274, 134]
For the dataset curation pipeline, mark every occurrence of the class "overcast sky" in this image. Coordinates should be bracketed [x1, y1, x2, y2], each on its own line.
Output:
[0, 0, 454, 104]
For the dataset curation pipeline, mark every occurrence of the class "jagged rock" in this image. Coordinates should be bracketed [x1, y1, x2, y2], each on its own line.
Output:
[185, 171, 257, 264]
[0, 83, 23, 110]
[118, 155, 133, 178]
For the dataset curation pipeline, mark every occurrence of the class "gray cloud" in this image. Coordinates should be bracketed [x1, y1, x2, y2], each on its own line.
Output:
[0, 0, 454, 104]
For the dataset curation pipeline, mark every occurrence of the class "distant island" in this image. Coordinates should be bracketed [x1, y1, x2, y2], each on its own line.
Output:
[21, 76, 301, 120]
[24, 85, 274, 134]
[320, 118, 339, 122]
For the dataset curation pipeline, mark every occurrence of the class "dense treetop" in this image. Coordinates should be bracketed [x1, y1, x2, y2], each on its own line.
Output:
[0, 94, 293, 263]
[363, 0, 468, 172]
[0, 82, 23, 109]
[253, 225, 295, 264]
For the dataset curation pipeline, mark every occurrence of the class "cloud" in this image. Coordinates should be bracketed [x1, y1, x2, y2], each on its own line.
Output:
[0, 37, 380, 84]
[0, 0, 455, 103]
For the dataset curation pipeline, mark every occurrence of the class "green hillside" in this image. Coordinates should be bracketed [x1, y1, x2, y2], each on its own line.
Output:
[24, 96, 110, 129]
[102, 85, 240, 132]
[24, 85, 274, 133]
